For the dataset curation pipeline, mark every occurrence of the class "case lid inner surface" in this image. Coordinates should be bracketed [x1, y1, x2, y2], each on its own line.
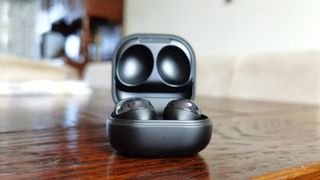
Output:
[112, 34, 196, 112]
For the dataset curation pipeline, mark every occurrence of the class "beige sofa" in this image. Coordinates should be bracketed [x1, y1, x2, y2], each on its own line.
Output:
[84, 51, 320, 105]
[0, 54, 78, 81]
[0, 54, 92, 95]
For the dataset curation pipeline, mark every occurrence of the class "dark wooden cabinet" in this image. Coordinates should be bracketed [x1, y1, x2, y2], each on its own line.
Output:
[66, 0, 123, 76]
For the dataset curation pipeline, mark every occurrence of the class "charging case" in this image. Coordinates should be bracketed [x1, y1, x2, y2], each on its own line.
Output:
[107, 34, 213, 157]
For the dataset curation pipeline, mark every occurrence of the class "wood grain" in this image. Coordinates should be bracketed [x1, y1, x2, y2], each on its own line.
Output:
[253, 161, 320, 180]
[0, 90, 319, 179]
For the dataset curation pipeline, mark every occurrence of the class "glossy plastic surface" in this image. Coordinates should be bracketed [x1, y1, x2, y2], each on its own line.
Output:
[112, 34, 196, 112]
[107, 115, 212, 157]
[117, 45, 153, 86]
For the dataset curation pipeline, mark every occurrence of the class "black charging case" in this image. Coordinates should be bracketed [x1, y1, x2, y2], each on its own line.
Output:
[107, 34, 212, 157]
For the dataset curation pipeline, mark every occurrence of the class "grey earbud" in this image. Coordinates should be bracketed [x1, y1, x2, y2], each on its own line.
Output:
[163, 99, 202, 120]
[114, 98, 156, 120]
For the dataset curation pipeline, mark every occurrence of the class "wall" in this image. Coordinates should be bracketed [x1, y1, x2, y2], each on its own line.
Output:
[124, 0, 320, 58]
[0, 0, 37, 58]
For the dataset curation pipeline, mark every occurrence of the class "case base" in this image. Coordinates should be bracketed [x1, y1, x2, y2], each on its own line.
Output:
[107, 116, 212, 157]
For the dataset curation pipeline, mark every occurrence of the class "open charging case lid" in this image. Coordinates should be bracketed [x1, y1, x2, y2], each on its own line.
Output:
[111, 34, 196, 112]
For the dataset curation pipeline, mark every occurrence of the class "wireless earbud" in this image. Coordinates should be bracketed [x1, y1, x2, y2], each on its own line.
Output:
[115, 98, 156, 120]
[114, 98, 202, 121]
[163, 99, 202, 120]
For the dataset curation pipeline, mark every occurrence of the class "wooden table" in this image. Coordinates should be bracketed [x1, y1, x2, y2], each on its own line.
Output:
[0, 90, 319, 179]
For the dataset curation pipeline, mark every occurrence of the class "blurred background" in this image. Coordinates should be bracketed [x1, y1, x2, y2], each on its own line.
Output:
[0, 0, 319, 105]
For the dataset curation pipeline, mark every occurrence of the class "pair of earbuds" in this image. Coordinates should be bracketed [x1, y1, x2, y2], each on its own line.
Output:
[114, 98, 202, 120]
